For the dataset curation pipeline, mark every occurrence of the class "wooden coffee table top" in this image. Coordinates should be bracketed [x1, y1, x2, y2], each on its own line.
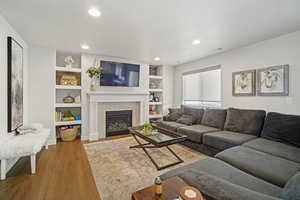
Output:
[132, 176, 188, 200]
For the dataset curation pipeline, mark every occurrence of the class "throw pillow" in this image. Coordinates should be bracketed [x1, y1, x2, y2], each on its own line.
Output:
[164, 111, 182, 121]
[281, 172, 300, 200]
[169, 108, 181, 113]
[176, 115, 193, 125]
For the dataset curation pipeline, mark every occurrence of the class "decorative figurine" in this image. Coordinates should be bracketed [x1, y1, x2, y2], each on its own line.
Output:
[64, 56, 74, 68]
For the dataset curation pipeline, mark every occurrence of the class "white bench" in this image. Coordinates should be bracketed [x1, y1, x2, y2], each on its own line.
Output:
[0, 128, 50, 180]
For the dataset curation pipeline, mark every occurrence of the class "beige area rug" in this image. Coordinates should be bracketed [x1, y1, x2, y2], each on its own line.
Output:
[84, 137, 207, 200]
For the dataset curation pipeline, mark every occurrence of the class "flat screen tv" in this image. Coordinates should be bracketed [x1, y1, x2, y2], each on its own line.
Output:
[100, 60, 140, 87]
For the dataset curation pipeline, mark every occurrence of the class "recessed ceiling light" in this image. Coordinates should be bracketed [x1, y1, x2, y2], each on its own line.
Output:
[81, 44, 89, 50]
[192, 39, 201, 45]
[88, 8, 101, 17]
[154, 57, 160, 61]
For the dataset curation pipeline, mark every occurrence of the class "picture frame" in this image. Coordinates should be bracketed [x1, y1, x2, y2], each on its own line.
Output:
[7, 36, 24, 132]
[232, 69, 256, 96]
[257, 65, 289, 96]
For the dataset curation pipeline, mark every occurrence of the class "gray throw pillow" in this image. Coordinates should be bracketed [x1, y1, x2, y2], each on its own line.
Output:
[169, 108, 181, 113]
[176, 115, 193, 125]
[281, 172, 300, 200]
[164, 111, 182, 121]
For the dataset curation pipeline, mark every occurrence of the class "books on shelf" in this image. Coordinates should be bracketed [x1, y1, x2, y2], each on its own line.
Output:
[56, 111, 63, 122]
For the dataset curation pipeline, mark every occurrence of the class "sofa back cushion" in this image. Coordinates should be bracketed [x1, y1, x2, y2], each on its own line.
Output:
[281, 171, 300, 200]
[261, 112, 300, 147]
[181, 105, 204, 124]
[164, 112, 182, 121]
[201, 108, 227, 129]
[224, 108, 266, 136]
[176, 115, 194, 125]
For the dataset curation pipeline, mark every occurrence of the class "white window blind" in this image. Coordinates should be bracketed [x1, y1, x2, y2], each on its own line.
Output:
[183, 69, 221, 107]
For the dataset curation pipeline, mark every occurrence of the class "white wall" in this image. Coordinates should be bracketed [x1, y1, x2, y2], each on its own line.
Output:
[28, 45, 56, 144]
[174, 30, 300, 114]
[0, 15, 29, 170]
[162, 65, 175, 114]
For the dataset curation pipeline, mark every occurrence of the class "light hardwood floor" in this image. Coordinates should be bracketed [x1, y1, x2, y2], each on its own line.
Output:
[0, 135, 130, 200]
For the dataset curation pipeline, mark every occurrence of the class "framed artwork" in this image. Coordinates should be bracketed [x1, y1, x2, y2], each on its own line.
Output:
[232, 70, 256, 96]
[257, 65, 289, 96]
[7, 37, 24, 132]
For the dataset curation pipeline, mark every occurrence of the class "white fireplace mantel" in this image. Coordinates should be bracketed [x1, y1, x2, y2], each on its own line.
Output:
[87, 91, 149, 140]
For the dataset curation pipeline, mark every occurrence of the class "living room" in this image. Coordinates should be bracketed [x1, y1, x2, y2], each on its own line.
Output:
[0, 1, 300, 200]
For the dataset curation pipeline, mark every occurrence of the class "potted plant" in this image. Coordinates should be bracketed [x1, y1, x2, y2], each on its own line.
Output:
[86, 66, 103, 91]
[143, 122, 153, 135]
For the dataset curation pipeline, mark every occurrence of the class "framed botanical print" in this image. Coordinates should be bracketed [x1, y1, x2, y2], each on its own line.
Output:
[257, 65, 289, 96]
[7, 37, 24, 132]
[232, 70, 256, 96]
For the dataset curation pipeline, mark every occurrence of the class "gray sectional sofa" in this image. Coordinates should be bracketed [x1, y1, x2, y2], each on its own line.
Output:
[156, 106, 300, 200]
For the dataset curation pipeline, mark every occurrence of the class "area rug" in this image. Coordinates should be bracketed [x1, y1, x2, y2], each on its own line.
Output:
[84, 137, 207, 200]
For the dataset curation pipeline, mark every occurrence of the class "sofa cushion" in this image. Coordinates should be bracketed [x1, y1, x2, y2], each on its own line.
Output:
[178, 125, 220, 143]
[169, 108, 181, 113]
[216, 146, 300, 187]
[160, 158, 282, 198]
[224, 107, 266, 136]
[243, 138, 300, 163]
[164, 111, 182, 121]
[281, 171, 300, 200]
[156, 121, 188, 132]
[181, 105, 204, 124]
[180, 170, 281, 200]
[201, 108, 227, 129]
[203, 131, 257, 150]
[261, 112, 300, 147]
[176, 115, 194, 125]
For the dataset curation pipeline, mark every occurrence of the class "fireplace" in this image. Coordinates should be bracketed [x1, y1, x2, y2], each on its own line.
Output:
[106, 110, 132, 137]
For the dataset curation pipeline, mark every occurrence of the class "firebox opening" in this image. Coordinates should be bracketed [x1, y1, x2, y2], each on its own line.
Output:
[105, 110, 132, 137]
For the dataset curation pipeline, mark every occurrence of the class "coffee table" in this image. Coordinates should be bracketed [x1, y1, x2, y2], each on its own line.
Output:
[132, 176, 188, 200]
[129, 127, 187, 170]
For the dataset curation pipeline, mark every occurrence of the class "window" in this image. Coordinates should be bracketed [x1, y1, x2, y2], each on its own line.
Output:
[182, 67, 221, 107]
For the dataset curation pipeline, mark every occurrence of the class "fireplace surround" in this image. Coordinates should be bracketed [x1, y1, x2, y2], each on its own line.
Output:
[86, 91, 149, 140]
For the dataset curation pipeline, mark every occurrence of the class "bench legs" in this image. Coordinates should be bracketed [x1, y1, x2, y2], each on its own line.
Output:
[30, 154, 36, 174]
[1, 159, 6, 180]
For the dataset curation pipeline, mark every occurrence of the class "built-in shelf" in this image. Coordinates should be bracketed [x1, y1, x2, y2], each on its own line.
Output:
[55, 120, 82, 126]
[55, 66, 82, 73]
[55, 85, 82, 90]
[149, 89, 163, 92]
[149, 102, 162, 105]
[56, 103, 81, 108]
[149, 114, 163, 119]
[149, 75, 163, 80]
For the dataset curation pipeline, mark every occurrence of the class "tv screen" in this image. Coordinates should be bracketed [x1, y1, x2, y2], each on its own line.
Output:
[100, 60, 140, 87]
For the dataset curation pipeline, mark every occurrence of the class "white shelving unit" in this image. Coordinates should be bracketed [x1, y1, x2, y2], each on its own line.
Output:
[55, 103, 81, 108]
[149, 88, 163, 92]
[55, 85, 82, 90]
[55, 66, 82, 73]
[54, 52, 82, 140]
[149, 65, 164, 121]
[55, 120, 82, 126]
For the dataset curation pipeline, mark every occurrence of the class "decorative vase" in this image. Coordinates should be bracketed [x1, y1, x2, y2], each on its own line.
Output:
[90, 75, 100, 91]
